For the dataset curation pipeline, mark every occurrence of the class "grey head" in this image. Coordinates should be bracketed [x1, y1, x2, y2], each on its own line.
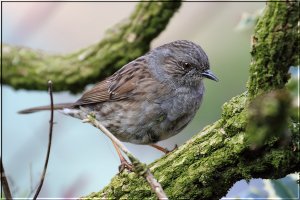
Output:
[147, 40, 218, 87]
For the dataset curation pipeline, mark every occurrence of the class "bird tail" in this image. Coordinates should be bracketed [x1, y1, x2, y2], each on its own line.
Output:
[18, 103, 75, 114]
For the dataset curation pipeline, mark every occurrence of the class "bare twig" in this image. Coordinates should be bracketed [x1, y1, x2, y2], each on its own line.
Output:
[144, 170, 169, 200]
[33, 80, 54, 200]
[85, 115, 168, 200]
[1, 157, 13, 199]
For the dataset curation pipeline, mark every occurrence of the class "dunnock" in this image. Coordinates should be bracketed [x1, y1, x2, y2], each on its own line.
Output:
[19, 40, 218, 159]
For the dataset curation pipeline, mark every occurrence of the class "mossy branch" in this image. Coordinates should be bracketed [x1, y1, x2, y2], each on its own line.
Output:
[85, 92, 299, 200]
[2, 1, 181, 93]
[83, 1, 299, 199]
[247, 1, 299, 98]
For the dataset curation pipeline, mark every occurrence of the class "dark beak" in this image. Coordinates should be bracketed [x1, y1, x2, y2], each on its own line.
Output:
[201, 70, 219, 82]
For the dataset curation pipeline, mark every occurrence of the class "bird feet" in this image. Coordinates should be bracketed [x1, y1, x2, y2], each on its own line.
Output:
[150, 144, 178, 154]
[118, 158, 133, 172]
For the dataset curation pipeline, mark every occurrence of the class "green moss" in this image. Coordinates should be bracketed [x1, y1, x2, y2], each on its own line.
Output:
[221, 93, 248, 136]
[247, 1, 299, 98]
[245, 90, 291, 147]
[221, 92, 247, 119]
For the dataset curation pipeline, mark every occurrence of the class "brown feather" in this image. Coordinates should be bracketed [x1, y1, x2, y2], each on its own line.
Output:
[75, 60, 155, 105]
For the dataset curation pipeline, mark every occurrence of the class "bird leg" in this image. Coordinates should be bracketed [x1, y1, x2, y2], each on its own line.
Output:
[112, 141, 133, 172]
[150, 144, 178, 154]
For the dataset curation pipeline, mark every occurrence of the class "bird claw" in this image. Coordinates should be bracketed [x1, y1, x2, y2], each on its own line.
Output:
[118, 159, 133, 172]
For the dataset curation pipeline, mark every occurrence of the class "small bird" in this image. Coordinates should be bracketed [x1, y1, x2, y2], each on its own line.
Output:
[19, 40, 218, 169]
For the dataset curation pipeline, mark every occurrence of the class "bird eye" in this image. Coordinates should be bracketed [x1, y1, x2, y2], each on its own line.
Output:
[183, 62, 191, 68]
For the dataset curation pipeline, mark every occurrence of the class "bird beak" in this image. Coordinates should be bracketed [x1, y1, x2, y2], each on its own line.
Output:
[201, 70, 219, 82]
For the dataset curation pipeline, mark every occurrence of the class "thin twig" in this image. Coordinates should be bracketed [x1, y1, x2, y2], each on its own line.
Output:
[1, 157, 13, 199]
[33, 80, 54, 200]
[85, 115, 168, 200]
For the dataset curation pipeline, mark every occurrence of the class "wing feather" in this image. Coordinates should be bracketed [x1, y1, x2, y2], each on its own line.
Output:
[75, 60, 154, 105]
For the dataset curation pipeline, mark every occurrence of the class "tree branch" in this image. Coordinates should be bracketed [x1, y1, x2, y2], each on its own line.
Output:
[83, 1, 300, 199]
[247, 0, 299, 98]
[2, 2, 181, 93]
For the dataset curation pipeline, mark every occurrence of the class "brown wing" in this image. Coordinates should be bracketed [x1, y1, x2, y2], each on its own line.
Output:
[75, 77, 112, 105]
[75, 60, 154, 105]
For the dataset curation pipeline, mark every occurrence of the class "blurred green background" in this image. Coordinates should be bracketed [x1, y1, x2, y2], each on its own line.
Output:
[2, 2, 298, 198]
